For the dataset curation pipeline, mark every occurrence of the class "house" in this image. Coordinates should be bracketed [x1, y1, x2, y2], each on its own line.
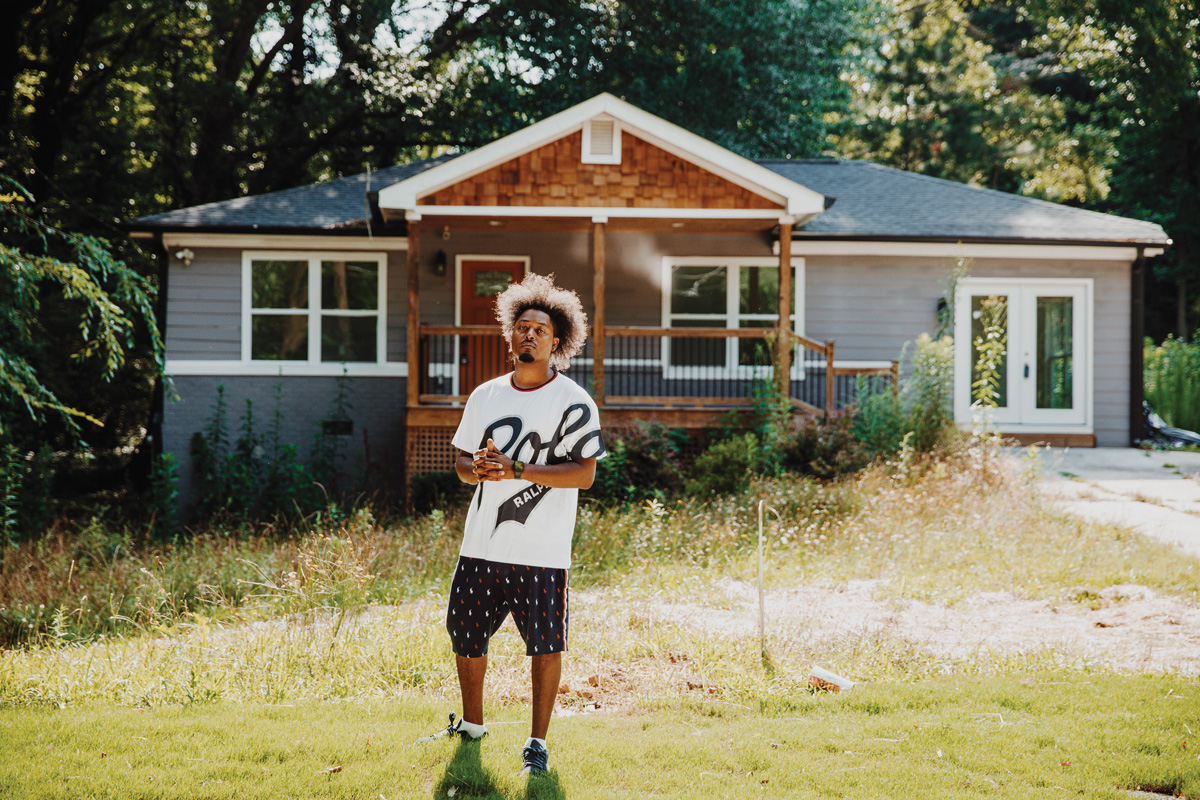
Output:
[127, 93, 1170, 512]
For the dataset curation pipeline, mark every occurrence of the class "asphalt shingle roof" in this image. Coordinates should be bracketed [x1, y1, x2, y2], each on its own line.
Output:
[762, 159, 1169, 245]
[130, 157, 455, 231]
[130, 155, 1169, 246]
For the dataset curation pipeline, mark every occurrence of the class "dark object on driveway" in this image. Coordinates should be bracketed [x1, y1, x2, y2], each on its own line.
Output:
[1143, 401, 1200, 447]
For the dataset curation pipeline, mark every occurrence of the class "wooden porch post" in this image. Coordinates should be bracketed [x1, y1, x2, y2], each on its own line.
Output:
[592, 219, 606, 405]
[825, 340, 836, 419]
[776, 219, 793, 401]
[406, 216, 421, 408]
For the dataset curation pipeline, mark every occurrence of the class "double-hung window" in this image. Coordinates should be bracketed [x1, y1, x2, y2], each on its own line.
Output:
[663, 257, 804, 375]
[244, 252, 387, 364]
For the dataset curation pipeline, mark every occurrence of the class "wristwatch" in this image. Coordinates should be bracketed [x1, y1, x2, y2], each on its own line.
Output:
[513, 460, 525, 480]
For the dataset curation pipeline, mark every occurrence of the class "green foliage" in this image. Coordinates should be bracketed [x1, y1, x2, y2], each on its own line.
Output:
[191, 379, 356, 521]
[832, 0, 1114, 203]
[588, 423, 685, 506]
[781, 412, 871, 479]
[971, 296, 1008, 408]
[0, 443, 56, 545]
[309, 370, 353, 498]
[852, 334, 957, 458]
[684, 433, 764, 497]
[0, 178, 162, 442]
[905, 333, 956, 451]
[1144, 334, 1200, 433]
[409, 472, 474, 517]
[147, 452, 179, 539]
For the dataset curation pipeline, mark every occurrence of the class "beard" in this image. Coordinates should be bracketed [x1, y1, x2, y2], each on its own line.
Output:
[518, 351, 535, 363]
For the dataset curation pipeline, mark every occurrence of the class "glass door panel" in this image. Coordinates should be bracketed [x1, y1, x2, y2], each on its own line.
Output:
[969, 294, 1010, 409]
[1035, 296, 1073, 410]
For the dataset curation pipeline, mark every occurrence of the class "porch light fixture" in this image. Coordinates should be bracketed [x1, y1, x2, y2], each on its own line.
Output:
[434, 249, 447, 276]
[174, 248, 194, 266]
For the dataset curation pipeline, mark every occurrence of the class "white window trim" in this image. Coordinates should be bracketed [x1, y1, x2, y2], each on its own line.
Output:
[241, 250, 388, 369]
[660, 256, 806, 380]
[953, 276, 1094, 433]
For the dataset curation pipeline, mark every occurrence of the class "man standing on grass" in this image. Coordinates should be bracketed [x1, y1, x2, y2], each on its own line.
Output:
[429, 273, 604, 777]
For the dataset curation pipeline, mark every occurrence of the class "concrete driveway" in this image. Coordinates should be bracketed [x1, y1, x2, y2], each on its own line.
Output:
[1035, 447, 1200, 559]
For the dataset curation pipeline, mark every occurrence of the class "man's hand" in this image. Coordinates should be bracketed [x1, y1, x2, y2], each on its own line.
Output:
[472, 438, 514, 481]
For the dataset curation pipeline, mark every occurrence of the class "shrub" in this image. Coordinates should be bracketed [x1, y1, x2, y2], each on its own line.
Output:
[588, 422, 685, 505]
[783, 411, 871, 478]
[685, 432, 763, 497]
[409, 471, 474, 516]
[851, 333, 958, 459]
[1145, 334, 1200, 433]
[904, 333, 956, 451]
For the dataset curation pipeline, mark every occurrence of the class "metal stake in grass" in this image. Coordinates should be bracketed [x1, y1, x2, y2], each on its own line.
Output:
[758, 500, 780, 670]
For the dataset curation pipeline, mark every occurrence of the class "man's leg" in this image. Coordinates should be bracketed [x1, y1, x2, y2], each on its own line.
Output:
[457, 654, 488, 726]
[530, 652, 562, 740]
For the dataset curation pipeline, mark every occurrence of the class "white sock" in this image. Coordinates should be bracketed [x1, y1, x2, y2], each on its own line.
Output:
[457, 719, 487, 738]
[524, 737, 547, 750]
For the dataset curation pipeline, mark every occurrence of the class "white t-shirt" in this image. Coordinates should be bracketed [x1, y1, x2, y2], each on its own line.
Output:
[451, 371, 606, 569]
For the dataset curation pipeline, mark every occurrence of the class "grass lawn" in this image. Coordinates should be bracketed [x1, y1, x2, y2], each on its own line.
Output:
[2, 449, 1200, 797]
[1, 675, 1197, 799]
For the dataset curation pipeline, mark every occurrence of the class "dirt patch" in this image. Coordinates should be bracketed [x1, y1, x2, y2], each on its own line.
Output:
[574, 578, 1200, 676]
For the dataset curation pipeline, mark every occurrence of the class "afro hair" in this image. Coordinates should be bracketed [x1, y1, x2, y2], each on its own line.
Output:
[494, 273, 588, 371]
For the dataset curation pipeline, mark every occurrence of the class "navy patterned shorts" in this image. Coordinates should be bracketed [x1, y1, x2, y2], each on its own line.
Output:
[446, 556, 569, 658]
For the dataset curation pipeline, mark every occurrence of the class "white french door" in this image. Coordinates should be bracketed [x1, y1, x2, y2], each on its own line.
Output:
[954, 279, 1092, 429]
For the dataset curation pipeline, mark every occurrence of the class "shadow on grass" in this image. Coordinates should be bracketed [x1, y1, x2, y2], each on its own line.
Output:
[433, 739, 565, 800]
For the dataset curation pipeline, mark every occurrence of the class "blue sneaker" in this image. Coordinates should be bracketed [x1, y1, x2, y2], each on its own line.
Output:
[521, 740, 549, 775]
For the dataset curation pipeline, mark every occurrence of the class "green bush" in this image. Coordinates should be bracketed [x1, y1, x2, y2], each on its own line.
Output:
[685, 432, 763, 497]
[851, 333, 958, 458]
[409, 471, 474, 516]
[588, 422, 685, 505]
[1145, 334, 1200, 433]
[782, 411, 871, 478]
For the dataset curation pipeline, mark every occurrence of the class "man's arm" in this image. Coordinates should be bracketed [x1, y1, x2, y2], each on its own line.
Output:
[471, 438, 597, 489]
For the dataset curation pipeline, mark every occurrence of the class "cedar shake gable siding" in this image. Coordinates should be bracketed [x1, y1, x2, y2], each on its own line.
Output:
[420, 132, 782, 210]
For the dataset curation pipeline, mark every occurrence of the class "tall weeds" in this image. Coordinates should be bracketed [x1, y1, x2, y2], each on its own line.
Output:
[1145, 334, 1200, 433]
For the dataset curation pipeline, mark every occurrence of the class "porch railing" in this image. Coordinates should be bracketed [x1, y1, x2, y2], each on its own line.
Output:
[416, 325, 897, 413]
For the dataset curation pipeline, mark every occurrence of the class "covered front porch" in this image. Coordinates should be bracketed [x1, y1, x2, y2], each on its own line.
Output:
[400, 215, 897, 478]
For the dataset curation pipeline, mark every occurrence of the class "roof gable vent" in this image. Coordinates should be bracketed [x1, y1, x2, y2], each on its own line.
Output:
[581, 117, 621, 164]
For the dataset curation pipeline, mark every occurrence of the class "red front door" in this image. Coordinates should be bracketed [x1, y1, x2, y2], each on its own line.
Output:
[460, 260, 525, 394]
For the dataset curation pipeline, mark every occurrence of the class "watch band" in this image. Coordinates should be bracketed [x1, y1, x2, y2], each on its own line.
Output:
[513, 460, 525, 479]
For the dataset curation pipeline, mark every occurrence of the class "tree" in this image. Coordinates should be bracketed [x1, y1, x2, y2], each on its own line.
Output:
[1048, 0, 1200, 339]
[831, 0, 1114, 203]
[0, 0, 874, 486]
[0, 176, 162, 445]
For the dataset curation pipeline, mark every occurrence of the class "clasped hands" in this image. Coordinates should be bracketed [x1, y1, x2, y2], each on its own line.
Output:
[472, 438, 517, 482]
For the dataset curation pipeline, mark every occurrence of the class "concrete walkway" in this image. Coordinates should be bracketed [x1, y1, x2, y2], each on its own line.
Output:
[1035, 447, 1200, 559]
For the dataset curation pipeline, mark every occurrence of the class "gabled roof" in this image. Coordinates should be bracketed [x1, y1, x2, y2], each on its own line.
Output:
[763, 160, 1169, 245]
[376, 93, 826, 220]
[129, 156, 1169, 247]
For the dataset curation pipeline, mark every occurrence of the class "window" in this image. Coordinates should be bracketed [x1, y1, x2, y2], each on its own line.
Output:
[244, 252, 386, 364]
[663, 258, 804, 372]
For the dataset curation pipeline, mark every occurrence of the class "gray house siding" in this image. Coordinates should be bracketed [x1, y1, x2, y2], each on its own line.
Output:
[164, 375, 407, 516]
[167, 246, 410, 360]
[161, 233, 1135, 510]
[804, 255, 1130, 445]
[166, 248, 242, 359]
